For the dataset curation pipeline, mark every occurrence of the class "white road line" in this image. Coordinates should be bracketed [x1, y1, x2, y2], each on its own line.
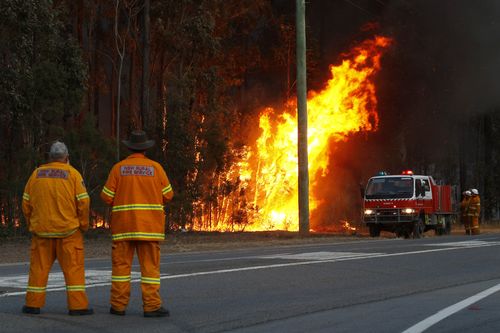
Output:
[1, 242, 499, 298]
[0, 239, 390, 268]
[425, 240, 500, 247]
[402, 282, 500, 333]
[258, 251, 383, 260]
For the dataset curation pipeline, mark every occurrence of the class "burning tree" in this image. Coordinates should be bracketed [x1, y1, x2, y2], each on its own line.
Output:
[0, 1, 394, 234]
[189, 36, 392, 232]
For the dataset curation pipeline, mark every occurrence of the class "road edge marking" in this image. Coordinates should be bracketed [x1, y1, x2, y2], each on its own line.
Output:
[2, 243, 499, 298]
[402, 282, 500, 333]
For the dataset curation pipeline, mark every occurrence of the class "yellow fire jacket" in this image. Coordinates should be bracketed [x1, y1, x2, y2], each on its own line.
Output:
[459, 198, 469, 217]
[468, 195, 481, 217]
[22, 162, 90, 237]
[100, 153, 174, 241]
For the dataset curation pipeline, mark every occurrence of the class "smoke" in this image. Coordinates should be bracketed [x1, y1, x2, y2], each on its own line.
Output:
[235, 1, 500, 230]
[303, 1, 500, 229]
[310, 131, 395, 230]
[381, 0, 500, 114]
[375, 0, 500, 190]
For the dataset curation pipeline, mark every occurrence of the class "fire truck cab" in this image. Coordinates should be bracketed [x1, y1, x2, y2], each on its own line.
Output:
[362, 171, 455, 238]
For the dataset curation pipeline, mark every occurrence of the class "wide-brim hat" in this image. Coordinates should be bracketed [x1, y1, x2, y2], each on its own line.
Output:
[122, 130, 155, 150]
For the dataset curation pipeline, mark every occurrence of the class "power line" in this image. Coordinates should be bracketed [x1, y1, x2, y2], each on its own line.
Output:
[341, 0, 378, 18]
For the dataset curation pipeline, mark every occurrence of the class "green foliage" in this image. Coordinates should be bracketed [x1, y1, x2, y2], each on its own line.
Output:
[0, 0, 313, 234]
[149, 0, 278, 229]
[0, 0, 87, 235]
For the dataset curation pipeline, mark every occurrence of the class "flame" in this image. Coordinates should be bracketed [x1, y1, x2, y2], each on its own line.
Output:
[94, 219, 107, 229]
[341, 220, 357, 233]
[91, 211, 109, 229]
[310, 219, 357, 234]
[241, 36, 392, 231]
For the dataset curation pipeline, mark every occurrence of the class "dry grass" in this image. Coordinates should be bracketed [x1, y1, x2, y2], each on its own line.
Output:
[0, 230, 361, 264]
[82, 230, 363, 260]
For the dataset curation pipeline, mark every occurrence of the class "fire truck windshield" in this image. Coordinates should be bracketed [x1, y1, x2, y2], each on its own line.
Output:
[365, 177, 414, 199]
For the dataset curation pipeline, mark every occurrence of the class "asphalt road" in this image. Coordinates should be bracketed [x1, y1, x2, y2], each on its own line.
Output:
[1, 233, 500, 332]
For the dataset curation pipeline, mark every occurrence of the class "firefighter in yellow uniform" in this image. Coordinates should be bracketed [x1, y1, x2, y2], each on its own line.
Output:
[101, 130, 173, 317]
[460, 190, 472, 235]
[21, 141, 93, 315]
[469, 188, 481, 235]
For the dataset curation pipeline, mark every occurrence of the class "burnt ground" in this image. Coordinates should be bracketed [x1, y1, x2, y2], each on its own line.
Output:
[1, 222, 499, 264]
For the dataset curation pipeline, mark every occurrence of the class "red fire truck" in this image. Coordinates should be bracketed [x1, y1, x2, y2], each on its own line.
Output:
[362, 171, 456, 238]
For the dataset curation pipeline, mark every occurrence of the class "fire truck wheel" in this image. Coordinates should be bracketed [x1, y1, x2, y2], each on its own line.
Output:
[435, 228, 444, 236]
[369, 224, 381, 237]
[396, 229, 411, 238]
[412, 218, 424, 239]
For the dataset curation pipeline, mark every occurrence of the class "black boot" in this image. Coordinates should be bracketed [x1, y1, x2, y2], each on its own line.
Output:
[68, 308, 94, 316]
[110, 307, 126, 316]
[144, 306, 170, 318]
[22, 306, 40, 314]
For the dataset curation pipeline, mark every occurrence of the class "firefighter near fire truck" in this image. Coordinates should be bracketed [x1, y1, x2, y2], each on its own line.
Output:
[468, 188, 481, 235]
[460, 190, 472, 235]
[101, 130, 174, 318]
[362, 171, 455, 238]
[21, 141, 93, 316]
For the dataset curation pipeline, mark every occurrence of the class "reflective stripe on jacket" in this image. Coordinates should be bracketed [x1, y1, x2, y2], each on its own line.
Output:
[22, 162, 90, 237]
[468, 196, 481, 217]
[100, 153, 174, 241]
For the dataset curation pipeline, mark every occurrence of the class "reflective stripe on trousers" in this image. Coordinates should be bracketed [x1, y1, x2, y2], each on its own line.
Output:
[111, 240, 162, 312]
[471, 217, 480, 234]
[25, 231, 89, 310]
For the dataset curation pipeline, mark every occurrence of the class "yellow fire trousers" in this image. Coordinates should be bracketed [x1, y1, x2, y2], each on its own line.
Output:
[462, 215, 470, 234]
[25, 231, 89, 310]
[471, 216, 480, 235]
[111, 241, 162, 312]
[464, 216, 480, 235]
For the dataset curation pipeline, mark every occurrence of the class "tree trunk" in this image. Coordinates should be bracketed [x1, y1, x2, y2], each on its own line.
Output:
[141, 0, 150, 130]
[129, 48, 138, 128]
[458, 120, 468, 194]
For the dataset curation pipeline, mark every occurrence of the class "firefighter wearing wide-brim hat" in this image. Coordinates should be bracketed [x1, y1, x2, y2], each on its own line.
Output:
[468, 188, 481, 235]
[101, 130, 174, 317]
[460, 190, 472, 235]
[21, 141, 93, 316]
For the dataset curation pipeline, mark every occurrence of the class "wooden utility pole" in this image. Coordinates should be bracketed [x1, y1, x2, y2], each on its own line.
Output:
[296, 0, 310, 236]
